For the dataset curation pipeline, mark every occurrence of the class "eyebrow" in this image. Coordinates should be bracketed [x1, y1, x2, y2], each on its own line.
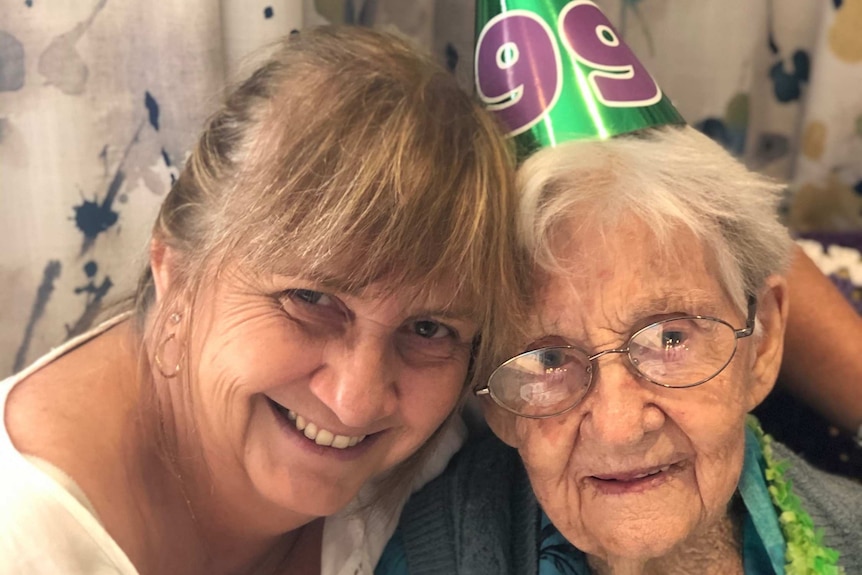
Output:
[409, 307, 480, 323]
[530, 291, 728, 350]
[621, 290, 724, 323]
[272, 273, 481, 322]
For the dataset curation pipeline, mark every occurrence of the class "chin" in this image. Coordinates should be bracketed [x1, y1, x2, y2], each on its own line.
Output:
[581, 522, 691, 563]
[251, 468, 365, 519]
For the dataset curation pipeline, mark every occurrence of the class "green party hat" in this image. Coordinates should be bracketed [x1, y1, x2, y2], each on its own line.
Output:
[474, 0, 685, 158]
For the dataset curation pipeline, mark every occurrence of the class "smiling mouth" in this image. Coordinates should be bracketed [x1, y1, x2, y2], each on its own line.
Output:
[592, 464, 675, 482]
[270, 401, 367, 449]
[586, 461, 685, 494]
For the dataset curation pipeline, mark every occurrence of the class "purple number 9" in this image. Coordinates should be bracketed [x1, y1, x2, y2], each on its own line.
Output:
[559, 0, 660, 107]
[475, 11, 562, 136]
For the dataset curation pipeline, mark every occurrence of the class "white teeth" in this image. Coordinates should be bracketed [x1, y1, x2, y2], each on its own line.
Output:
[633, 465, 671, 480]
[331, 435, 350, 449]
[315, 429, 334, 447]
[282, 408, 367, 449]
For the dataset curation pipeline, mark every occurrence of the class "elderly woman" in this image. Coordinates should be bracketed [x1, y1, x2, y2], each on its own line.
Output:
[380, 127, 862, 575]
[0, 27, 525, 574]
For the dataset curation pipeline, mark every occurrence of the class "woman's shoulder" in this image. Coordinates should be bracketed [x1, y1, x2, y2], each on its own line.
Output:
[446, 428, 522, 476]
[773, 440, 862, 572]
[404, 430, 525, 519]
[5, 318, 135, 477]
[0, 445, 138, 574]
[395, 430, 539, 575]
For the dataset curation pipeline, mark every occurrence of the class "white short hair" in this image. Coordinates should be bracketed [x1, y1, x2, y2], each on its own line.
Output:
[517, 125, 794, 313]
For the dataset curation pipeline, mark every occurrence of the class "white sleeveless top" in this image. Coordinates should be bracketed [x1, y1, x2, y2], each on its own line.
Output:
[0, 315, 465, 575]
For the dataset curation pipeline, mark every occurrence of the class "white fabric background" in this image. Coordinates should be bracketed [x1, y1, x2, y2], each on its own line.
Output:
[3, 0, 861, 375]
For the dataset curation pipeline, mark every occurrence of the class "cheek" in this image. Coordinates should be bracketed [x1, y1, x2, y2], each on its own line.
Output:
[517, 415, 581, 479]
[670, 380, 749, 516]
[398, 362, 468, 436]
[691, 423, 746, 513]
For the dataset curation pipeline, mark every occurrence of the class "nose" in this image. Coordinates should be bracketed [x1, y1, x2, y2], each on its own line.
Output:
[309, 335, 399, 429]
[580, 356, 664, 447]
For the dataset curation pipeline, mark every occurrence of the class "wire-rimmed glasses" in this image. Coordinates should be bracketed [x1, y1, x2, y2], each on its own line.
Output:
[475, 296, 757, 418]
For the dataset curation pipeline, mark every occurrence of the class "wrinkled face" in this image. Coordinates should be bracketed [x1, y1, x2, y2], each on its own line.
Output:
[175, 265, 476, 522]
[496, 217, 775, 562]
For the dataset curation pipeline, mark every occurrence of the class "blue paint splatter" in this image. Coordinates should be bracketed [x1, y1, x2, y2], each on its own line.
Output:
[13, 260, 62, 373]
[75, 93, 163, 253]
[853, 180, 862, 196]
[83, 260, 98, 278]
[74, 192, 120, 240]
[834, 0, 843, 8]
[769, 49, 810, 103]
[98, 144, 108, 174]
[0, 30, 26, 92]
[145, 91, 160, 131]
[695, 117, 746, 156]
[751, 132, 789, 166]
[444, 43, 458, 74]
[358, 0, 377, 26]
[767, 32, 779, 56]
[38, 0, 107, 95]
[161, 147, 177, 185]
[67, 270, 113, 338]
[264, 6, 274, 18]
[25, 0, 32, 6]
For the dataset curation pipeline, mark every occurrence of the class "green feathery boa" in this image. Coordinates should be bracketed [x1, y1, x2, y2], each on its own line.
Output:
[748, 417, 845, 575]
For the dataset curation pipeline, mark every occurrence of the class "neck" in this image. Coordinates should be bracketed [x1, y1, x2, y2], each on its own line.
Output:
[105, 326, 321, 575]
[587, 500, 744, 575]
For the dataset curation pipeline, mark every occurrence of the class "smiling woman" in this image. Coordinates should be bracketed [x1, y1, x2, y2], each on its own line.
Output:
[0, 26, 526, 575]
[381, 126, 862, 575]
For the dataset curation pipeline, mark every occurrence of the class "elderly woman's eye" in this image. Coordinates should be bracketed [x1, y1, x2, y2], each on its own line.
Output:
[661, 330, 687, 348]
[537, 348, 567, 369]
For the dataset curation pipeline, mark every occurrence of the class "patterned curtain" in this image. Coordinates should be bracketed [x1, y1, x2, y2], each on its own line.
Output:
[3, 0, 861, 377]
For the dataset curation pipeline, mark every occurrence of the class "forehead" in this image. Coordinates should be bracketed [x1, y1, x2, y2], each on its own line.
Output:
[533, 216, 731, 333]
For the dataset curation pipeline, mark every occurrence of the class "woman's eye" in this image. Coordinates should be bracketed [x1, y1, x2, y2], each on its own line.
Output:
[661, 330, 687, 348]
[537, 348, 567, 369]
[290, 289, 333, 307]
[411, 319, 453, 340]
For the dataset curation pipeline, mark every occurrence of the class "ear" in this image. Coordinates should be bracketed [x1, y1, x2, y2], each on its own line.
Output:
[746, 274, 790, 411]
[150, 238, 176, 303]
[481, 400, 523, 448]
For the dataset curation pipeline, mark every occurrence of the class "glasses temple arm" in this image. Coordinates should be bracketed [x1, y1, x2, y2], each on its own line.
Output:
[735, 294, 757, 338]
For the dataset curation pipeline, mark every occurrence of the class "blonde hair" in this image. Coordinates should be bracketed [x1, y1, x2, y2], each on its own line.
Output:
[134, 26, 527, 513]
[517, 125, 794, 314]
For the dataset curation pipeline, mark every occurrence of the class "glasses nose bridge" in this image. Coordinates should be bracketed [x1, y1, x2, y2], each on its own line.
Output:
[585, 346, 638, 379]
[587, 347, 630, 364]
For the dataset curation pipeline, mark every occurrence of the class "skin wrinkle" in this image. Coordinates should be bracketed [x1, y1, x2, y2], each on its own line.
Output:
[148, 253, 473, 569]
[491, 215, 785, 574]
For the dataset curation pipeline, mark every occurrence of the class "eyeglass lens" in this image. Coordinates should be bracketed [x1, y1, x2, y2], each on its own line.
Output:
[488, 317, 738, 417]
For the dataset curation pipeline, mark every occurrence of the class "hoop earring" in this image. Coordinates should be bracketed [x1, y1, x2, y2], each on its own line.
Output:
[155, 333, 183, 379]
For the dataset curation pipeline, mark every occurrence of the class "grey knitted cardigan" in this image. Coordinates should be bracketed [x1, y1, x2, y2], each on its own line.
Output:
[397, 431, 862, 575]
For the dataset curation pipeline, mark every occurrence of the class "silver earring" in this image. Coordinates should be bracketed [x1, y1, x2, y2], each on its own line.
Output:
[155, 333, 183, 379]
[155, 311, 184, 378]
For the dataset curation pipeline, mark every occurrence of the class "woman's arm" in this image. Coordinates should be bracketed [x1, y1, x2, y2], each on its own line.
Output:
[779, 245, 862, 437]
